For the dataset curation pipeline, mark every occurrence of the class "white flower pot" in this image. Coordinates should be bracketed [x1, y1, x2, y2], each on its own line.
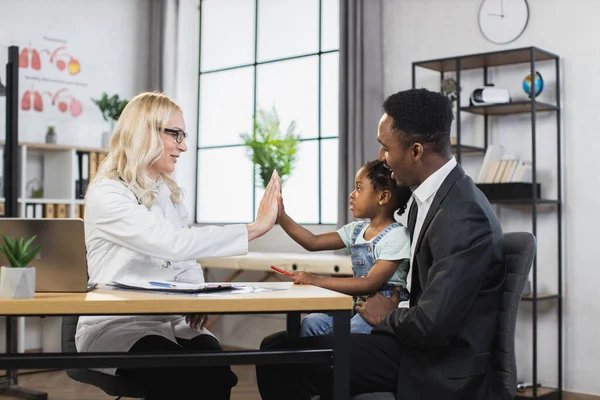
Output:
[0, 266, 36, 299]
[101, 131, 112, 149]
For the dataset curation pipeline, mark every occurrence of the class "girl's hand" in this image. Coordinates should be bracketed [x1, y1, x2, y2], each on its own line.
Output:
[277, 184, 286, 222]
[291, 271, 318, 285]
[184, 314, 209, 330]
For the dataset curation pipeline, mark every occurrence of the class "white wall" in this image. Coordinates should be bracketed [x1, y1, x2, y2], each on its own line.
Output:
[0, 0, 151, 352]
[382, 0, 599, 395]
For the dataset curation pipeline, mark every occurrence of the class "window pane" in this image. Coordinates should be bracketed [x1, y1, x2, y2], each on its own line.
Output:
[321, 0, 340, 51]
[320, 138, 338, 224]
[256, 140, 319, 224]
[197, 147, 254, 223]
[256, 57, 318, 139]
[199, 67, 254, 147]
[257, 0, 319, 62]
[321, 52, 339, 138]
[200, 0, 255, 71]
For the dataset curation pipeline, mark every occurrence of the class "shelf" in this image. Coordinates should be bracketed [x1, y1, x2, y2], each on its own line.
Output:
[0, 140, 107, 153]
[415, 47, 562, 400]
[452, 144, 486, 155]
[521, 294, 560, 302]
[414, 46, 558, 72]
[18, 198, 73, 204]
[515, 386, 560, 399]
[461, 101, 558, 116]
[74, 199, 86, 205]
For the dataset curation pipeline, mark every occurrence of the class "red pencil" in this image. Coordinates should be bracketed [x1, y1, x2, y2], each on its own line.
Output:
[270, 265, 292, 277]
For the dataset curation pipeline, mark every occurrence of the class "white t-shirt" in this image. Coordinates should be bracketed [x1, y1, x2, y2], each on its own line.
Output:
[337, 221, 411, 288]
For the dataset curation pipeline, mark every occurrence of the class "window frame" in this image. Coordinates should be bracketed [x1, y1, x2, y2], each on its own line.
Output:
[195, 0, 339, 225]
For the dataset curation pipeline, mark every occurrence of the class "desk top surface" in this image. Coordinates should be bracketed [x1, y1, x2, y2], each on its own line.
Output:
[0, 282, 353, 316]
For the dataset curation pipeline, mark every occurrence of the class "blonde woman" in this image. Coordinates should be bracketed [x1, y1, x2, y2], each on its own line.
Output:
[76, 92, 280, 399]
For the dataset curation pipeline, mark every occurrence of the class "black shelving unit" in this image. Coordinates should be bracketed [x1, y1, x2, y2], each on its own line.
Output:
[412, 47, 562, 400]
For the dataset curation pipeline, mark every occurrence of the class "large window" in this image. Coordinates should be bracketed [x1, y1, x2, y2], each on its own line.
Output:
[196, 0, 339, 224]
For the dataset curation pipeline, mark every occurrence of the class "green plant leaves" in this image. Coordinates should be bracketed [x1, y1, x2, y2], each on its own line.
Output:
[92, 93, 129, 123]
[0, 234, 42, 268]
[240, 106, 301, 189]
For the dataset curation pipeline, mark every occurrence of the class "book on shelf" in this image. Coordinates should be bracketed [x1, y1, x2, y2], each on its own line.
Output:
[22, 202, 85, 219]
[76, 150, 105, 199]
[476, 146, 532, 184]
[477, 144, 504, 183]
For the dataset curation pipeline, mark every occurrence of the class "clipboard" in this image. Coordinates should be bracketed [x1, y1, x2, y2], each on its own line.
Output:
[108, 280, 243, 294]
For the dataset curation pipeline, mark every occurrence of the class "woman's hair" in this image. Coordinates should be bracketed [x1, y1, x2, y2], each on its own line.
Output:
[88, 91, 184, 208]
[363, 160, 412, 216]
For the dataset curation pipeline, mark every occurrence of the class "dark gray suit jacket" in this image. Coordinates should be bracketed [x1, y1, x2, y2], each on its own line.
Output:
[372, 164, 506, 400]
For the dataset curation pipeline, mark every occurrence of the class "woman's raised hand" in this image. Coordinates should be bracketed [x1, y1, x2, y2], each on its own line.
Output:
[246, 170, 281, 241]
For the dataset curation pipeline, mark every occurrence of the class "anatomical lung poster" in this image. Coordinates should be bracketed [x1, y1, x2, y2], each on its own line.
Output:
[0, 25, 107, 148]
[17, 34, 91, 143]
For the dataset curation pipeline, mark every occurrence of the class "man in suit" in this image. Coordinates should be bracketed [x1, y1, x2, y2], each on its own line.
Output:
[256, 88, 506, 400]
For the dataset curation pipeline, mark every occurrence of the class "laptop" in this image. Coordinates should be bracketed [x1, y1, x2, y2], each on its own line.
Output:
[0, 218, 96, 292]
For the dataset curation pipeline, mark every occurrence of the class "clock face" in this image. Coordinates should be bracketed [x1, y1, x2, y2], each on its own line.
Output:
[478, 0, 529, 44]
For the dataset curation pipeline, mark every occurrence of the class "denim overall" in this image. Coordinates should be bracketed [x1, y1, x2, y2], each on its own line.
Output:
[299, 222, 410, 336]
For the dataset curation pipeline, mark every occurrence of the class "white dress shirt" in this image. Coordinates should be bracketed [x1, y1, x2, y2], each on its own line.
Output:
[399, 157, 457, 308]
[75, 178, 249, 375]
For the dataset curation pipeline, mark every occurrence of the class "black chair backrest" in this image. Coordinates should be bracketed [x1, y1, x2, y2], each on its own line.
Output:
[61, 315, 79, 353]
[492, 232, 536, 399]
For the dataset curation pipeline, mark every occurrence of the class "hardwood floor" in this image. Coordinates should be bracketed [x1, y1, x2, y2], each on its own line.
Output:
[3, 370, 600, 400]
[0, 366, 261, 400]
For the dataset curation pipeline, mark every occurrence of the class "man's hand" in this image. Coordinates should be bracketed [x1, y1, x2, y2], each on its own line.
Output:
[291, 271, 319, 285]
[184, 314, 209, 330]
[354, 287, 402, 326]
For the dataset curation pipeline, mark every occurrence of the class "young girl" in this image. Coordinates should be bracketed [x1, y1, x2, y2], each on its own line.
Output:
[277, 159, 412, 336]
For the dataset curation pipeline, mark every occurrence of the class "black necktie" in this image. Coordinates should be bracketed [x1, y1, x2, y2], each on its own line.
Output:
[407, 200, 418, 242]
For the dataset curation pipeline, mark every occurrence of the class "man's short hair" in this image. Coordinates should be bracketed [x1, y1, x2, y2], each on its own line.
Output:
[382, 88, 454, 154]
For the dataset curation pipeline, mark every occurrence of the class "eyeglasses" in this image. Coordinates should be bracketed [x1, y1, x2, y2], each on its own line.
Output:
[163, 128, 188, 144]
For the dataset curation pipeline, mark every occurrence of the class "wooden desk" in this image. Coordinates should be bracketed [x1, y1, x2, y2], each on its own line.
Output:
[0, 282, 353, 400]
[199, 252, 354, 283]
[0, 282, 351, 315]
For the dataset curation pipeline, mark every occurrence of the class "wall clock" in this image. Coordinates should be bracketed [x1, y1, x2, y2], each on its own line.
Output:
[478, 0, 529, 44]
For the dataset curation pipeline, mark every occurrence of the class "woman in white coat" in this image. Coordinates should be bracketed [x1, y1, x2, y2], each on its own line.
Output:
[75, 91, 280, 399]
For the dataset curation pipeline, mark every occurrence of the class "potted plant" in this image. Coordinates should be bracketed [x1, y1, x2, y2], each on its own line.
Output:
[45, 125, 57, 144]
[0, 234, 41, 298]
[92, 93, 129, 149]
[442, 77, 459, 108]
[442, 77, 460, 145]
[240, 106, 301, 189]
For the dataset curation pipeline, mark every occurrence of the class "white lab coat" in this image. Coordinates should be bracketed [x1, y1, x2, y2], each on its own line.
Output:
[75, 177, 248, 375]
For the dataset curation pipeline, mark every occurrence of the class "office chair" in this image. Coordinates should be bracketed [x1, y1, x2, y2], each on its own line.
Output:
[61, 315, 148, 399]
[350, 232, 536, 400]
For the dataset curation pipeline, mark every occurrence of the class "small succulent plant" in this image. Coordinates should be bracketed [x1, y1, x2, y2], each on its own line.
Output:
[0, 234, 42, 268]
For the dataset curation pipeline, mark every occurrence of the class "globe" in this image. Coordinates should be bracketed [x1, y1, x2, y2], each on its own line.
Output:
[523, 72, 544, 97]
